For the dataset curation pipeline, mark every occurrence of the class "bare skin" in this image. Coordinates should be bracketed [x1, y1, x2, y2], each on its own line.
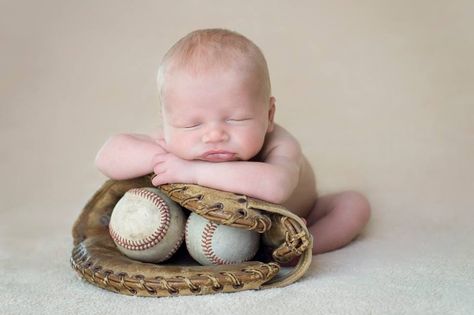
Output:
[96, 123, 371, 254]
[95, 34, 370, 254]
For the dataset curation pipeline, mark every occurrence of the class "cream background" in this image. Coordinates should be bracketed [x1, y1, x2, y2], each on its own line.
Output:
[1, 1, 473, 314]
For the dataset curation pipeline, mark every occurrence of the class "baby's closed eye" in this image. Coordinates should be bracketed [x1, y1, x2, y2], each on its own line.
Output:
[182, 123, 201, 129]
[171, 121, 201, 129]
[226, 118, 252, 123]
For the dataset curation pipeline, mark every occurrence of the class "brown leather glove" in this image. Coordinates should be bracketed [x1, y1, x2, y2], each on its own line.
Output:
[71, 175, 313, 297]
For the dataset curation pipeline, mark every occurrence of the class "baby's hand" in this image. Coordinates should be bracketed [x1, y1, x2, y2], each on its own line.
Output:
[151, 153, 198, 186]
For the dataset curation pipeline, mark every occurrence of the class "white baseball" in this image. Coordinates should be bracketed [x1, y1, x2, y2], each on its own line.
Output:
[185, 212, 260, 265]
[109, 187, 186, 263]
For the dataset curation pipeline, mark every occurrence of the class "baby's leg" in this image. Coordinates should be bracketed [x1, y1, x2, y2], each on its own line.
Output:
[306, 191, 371, 254]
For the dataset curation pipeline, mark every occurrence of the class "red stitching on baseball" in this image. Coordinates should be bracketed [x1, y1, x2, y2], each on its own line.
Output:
[201, 221, 233, 265]
[185, 217, 191, 254]
[109, 188, 170, 251]
[162, 230, 185, 262]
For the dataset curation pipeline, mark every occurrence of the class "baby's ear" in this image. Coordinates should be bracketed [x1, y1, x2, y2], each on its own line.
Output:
[267, 97, 276, 132]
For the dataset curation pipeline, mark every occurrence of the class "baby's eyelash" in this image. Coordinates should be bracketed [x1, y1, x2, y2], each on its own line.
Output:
[172, 123, 200, 129]
[227, 118, 251, 122]
[183, 124, 200, 129]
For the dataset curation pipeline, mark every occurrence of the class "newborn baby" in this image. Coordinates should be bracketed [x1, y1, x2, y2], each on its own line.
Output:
[95, 28, 370, 254]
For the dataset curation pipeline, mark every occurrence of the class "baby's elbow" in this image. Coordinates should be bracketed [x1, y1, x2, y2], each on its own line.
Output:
[267, 191, 288, 205]
[95, 157, 125, 180]
[268, 175, 297, 205]
[266, 189, 291, 205]
[94, 135, 123, 179]
[94, 147, 107, 173]
[94, 152, 115, 179]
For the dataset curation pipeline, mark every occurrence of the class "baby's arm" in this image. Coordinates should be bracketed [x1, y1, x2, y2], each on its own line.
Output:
[152, 135, 302, 204]
[194, 157, 300, 204]
[95, 132, 166, 180]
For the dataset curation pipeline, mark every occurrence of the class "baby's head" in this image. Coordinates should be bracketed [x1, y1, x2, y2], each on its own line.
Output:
[157, 29, 275, 162]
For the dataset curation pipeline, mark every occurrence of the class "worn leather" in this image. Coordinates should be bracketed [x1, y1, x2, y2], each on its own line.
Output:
[71, 175, 313, 297]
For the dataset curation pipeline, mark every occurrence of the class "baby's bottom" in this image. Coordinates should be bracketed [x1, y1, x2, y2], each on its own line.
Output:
[305, 191, 371, 255]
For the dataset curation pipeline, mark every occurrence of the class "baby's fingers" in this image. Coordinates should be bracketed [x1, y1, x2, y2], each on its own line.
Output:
[152, 171, 168, 186]
[152, 172, 163, 186]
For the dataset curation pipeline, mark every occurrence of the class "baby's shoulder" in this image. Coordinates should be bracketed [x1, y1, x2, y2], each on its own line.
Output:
[270, 124, 298, 141]
[266, 123, 301, 148]
[261, 124, 302, 160]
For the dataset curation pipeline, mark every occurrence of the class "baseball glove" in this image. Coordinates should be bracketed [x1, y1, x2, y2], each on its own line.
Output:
[71, 175, 313, 297]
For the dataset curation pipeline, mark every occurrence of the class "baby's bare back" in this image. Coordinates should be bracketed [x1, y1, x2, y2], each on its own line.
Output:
[282, 155, 317, 217]
[257, 124, 317, 217]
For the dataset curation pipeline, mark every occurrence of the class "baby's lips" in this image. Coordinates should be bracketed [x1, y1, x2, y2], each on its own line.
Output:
[200, 150, 237, 161]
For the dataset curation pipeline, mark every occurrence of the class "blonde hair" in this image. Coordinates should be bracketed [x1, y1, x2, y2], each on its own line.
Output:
[157, 28, 271, 106]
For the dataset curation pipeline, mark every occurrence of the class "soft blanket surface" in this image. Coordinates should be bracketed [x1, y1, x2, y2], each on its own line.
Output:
[1, 199, 472, 314]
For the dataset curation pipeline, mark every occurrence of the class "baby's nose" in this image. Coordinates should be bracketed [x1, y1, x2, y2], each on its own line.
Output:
[202, 127, 229, 143]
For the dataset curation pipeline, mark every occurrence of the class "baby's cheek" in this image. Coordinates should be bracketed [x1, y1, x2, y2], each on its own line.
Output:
[238, 131, 265, 160]
[168, 136, 198, 159]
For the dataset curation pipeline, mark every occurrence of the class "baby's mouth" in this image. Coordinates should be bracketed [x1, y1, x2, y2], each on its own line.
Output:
[201, 151, 237, 162]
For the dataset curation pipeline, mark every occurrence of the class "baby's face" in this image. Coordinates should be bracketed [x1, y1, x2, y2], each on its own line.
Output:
[161, 68, 274, 162]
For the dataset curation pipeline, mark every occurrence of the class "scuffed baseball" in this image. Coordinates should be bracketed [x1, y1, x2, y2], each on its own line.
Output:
[185, 212, 260, 265]
[109, 187, 186, 263]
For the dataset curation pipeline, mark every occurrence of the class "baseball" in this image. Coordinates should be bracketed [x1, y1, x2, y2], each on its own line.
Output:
[109, 187, 186, 263]
[185, 212, 260, 265]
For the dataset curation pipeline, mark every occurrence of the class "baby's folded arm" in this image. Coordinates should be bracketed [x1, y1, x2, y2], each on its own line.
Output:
[95, 133, 166, 180]
[193, 160, 298, 204]
[264, 155, 301, 202]
[261, 133, 303, 202]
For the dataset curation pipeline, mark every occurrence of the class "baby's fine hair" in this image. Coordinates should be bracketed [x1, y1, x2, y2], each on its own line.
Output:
[157, 28, 271, 105]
